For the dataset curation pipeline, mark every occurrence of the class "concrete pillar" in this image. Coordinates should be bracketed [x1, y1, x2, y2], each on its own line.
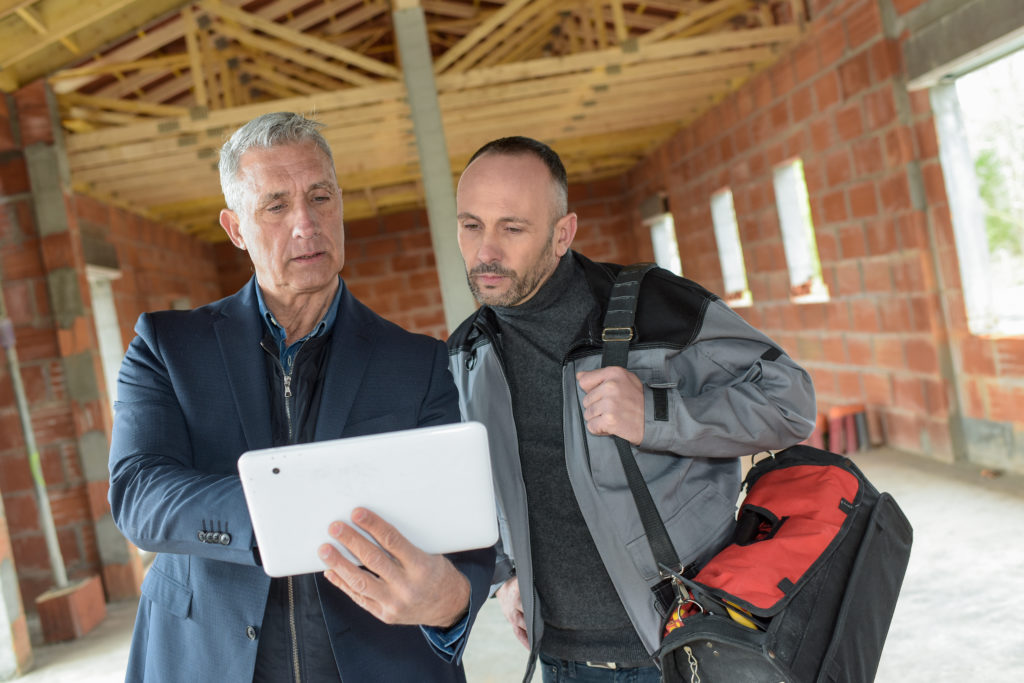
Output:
[19, 82, 142, 602]
[392, 0, 476, 332]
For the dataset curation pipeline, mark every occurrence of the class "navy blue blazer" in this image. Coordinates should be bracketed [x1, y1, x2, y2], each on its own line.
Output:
[108, 278, 494, 682]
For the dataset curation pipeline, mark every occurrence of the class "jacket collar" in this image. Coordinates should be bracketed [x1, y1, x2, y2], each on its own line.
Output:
[213, 276, 376, 449]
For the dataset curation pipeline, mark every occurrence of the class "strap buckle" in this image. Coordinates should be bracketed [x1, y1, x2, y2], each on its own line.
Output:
[601, 326, 634, 342]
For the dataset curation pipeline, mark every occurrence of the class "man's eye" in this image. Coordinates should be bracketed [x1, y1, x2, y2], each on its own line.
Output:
[313, 194, 331, 202]
[505, 225, 522, 233]
[462, 223, 480, 231]
[268, 203, 285, 212]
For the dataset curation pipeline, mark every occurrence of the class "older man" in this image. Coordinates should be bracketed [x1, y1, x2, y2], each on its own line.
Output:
[109, 112, 494, 682]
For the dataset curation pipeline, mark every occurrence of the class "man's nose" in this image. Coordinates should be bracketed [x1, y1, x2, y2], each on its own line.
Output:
[291, 201, 317, 238]
[476, 229, 502, 263]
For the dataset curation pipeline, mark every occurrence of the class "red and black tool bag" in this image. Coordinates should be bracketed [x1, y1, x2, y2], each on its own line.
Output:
[657, 445, 913, 683]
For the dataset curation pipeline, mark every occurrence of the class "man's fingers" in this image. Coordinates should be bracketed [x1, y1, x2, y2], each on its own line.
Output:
[351, 508, 414, 555]
[512, 625, 529, 649]
[575, 368, 609, 393]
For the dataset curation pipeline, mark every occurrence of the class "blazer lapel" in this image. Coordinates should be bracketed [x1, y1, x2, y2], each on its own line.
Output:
[214, 278, 274, 451]
[314, 284, 374, 441]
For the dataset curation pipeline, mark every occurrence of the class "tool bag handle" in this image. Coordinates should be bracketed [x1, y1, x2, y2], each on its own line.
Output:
[599, 263, 681, 577]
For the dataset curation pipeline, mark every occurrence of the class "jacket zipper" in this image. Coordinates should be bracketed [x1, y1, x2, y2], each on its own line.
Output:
[288, 576, 301, 683]
[283, 373, 293, 441]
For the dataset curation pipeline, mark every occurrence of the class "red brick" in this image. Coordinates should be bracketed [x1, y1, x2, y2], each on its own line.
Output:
[815, 228, 839, 264]
[893, 376, 927, 413]
[863, 371, 892, 405]
[40, 234, 76, 270]
[12, 326, 59, 361]
[964, 378, 986, 419]
[884, 411, 923, 452]
[884, 126, 916, 167]
[892, 0, 929, 15]
[3, 493, 38, 532]
[839, 224, 867, 259]
[897, 211, 929, 250]
[920, 161, 948, 204]
[986, 383, 1024, 425]
[876, 294, 913, 333]
[837, 370, 862, 397]
[13, 81, 54, 146]
[818, 22, 846, 67]
[838, 53, 872, 100]
[960, 336, 996, 376]
[865, 218, 898, 255]
[923, 378, 949, 416]
[825, 150, 852, 187]
[848, 182, 878, 218]
[345, 217, 381, 240]
[822, 335, 846, 363]
[994, 339, 1024, 376]
[818, 191, 846, 223]
[834, 261, 861, 296]
[794, 42, 820, 83]
[845, 1, 883, 48]
[814, 72, 841, 111]
[864, 87, 898, 129]
[869, 39, 901, 81]
[836, 104, 864, 141]
[847, 335, 872, 365]
[0, 154, 29, 195]
[852, 136, 884, 176]
[874, 336, 904, 368]
[913, 119, 939, 160]
[909, 295, 938, 333]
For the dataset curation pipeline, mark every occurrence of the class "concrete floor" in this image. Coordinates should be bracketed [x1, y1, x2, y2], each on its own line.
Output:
[10, 446, 1024, 682]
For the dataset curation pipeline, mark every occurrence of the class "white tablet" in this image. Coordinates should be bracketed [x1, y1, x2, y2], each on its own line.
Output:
[237, 421, 498, 578]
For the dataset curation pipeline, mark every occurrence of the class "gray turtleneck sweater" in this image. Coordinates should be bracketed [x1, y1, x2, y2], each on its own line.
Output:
[492, 252, 649, 665]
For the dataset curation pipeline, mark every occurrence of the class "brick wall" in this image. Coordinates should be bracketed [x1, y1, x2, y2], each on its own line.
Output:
[0, 86, 101, 604]
[73, 195, 224, 347]
[619, 0, 1024, 467]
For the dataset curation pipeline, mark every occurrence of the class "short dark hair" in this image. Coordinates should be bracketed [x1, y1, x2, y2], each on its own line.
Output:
[466, 136, 568, 216]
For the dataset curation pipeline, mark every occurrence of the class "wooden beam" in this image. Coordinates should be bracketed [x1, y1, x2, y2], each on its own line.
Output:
[201, 0, 399, 80]
[610, 0, 629, 43]
[0, 0, 142, 68]
[447, 0, 551, 73]
[433, 0, 535, 73]
[181, 6, 209, 109]
[66, 81, 408, 152]
[435, 25, 799, 91]
[48, 54, 192, 81]
[61, 92, 189, 118]
[212, 19, 376, 87]
[639, 0, 751, 44]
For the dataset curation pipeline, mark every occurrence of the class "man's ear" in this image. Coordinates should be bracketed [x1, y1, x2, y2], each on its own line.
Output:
[553, 212, 578, 257]
[220, 209, 245, 249]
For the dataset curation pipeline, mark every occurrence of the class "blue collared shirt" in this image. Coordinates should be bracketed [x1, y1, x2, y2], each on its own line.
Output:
[255, 277, 343, 371]
[254, 276, 470, 655]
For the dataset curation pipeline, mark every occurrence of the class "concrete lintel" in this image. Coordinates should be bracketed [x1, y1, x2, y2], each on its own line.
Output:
[904, 0, 1024, 90]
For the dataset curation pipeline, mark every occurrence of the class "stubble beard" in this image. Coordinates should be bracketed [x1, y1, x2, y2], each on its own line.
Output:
[467, 239, 556, 308]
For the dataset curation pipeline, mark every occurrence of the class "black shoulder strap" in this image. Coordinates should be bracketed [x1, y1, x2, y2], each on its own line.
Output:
[599, 263, 681, 576]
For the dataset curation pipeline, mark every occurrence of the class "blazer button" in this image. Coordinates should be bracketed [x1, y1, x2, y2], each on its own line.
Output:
[219, 533, 231, 545]
[197, 531, 207, 543]
[246, 625, 257, 640]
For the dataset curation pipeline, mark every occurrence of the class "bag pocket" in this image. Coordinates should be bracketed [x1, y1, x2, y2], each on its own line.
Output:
[815, 493, 913, 683]
[658, 613, 794, 683]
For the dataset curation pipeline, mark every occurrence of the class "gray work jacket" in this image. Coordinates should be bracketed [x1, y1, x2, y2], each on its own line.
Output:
[447, 253, 816, 680]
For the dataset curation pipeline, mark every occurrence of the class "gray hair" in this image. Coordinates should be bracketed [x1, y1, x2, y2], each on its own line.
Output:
[218, 112, 335, 212]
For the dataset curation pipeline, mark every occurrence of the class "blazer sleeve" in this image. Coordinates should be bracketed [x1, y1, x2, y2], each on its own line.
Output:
[108, 312, 259, 566]
[417, 340, 497, 662]
[639, 298, 817, 457]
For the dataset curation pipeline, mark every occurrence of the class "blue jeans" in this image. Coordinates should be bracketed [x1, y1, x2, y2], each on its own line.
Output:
[539, 653, 662, 682]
